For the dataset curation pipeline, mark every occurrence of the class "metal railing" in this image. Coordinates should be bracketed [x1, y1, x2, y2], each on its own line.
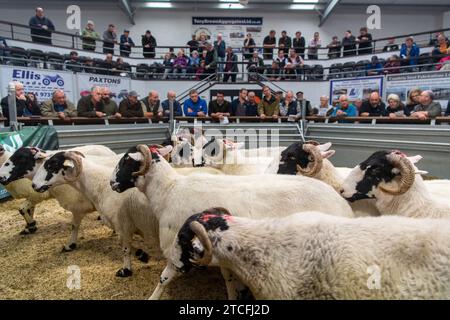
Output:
[0, 19, 448, 61]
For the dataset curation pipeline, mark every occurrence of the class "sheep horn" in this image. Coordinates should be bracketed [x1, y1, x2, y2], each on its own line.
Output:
[296, 143, 323, 177]
[63, 151, 84, 182]
[132, 145, 152, 177]
[189, 221, 213, 266]
[304, 140, 320, 146]
[379, 154, 415, 195]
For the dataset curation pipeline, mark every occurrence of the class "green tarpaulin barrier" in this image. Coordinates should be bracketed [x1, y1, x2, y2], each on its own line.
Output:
[0, 125, 59, 200]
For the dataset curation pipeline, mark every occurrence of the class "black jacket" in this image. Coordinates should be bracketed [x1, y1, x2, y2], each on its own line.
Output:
[77, 95, 104, 117]
[142, 35, 157, 58]
[360, 100, 387, 116]
[1, 95, 41, 125]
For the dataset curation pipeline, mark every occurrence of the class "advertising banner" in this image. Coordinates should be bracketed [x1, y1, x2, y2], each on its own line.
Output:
[329, 76, 384, 104]
[386, 71, 450, 111]
[76, 74, 131, 103]
[0, 65, 74, 103]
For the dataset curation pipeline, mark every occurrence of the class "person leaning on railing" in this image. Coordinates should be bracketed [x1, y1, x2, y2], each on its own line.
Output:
[161, 91, 183, 117]
[208, 91, 231, 120]
[140, 90, 161, 118]
[41, 89, 77, 120]
[446, 99, 450, 116]
[1, 82, 41, 122]
[410, 90, 442, 120]
[258, 86, 279, 119]
[405, 88, 422, 114]
[400, 36, 420, 67]
[101, 87, 121, 118]
[183, 89, 207, 117]
[359, 92, 386, 117]
[81, 21, 100, 52]
[330, 95, 358, 122]
[386, 94, 410, 118]
[77, 86, 106, 118]
[102, 24, 117, 55]
[29, 7, 55, 45]
[118, 91, 145, 118]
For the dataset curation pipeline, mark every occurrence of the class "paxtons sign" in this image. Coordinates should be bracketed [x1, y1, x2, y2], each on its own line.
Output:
[0, 65, 74, 102]
[77, 74, 130, 102]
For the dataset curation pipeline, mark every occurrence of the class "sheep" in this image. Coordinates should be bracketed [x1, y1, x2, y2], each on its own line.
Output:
[31, 150, 161, 277]
[109, 144, 354, 262]
[152, 207, 450, 300]
[0, 145, 117, 250]
[0, 145, 51, 234]
[277, 141, 380, 217]
[341, 150, 450, 219]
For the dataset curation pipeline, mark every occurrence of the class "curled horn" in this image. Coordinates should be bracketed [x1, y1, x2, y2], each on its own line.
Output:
[64, 151, 84, 182]
[379, 154, 415, 196]
[296, 143, 323, 177]
[189, 221, 213, 266]
[132, 144, 152, 177]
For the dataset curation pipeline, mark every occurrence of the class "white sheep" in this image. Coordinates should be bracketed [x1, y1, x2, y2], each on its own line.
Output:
[0, 145, 117, 249]
[153, 208, 450, 300]
[31, 150, 160, 276]
[109, 144, 354, 262]
[341, 150, 450, 219]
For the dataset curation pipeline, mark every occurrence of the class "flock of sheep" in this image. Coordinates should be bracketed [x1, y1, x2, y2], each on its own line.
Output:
[0, 132, 450, 300]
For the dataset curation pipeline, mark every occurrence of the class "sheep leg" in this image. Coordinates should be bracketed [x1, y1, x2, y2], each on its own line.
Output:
[148, 263, 179, 300]
[18, 200, 37, 235]
[116, 240, 133, 277]
[220, 267, 253, 300]
[62, 213, 85, 252]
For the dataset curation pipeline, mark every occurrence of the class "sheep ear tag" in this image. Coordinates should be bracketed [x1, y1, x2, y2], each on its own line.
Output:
[63, 159, 75, 169]
[157, 145, 173, 157]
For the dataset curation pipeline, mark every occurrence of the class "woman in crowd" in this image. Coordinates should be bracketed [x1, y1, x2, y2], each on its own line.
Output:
[405, 88, 422, 114]
[386, 93, 410, 118]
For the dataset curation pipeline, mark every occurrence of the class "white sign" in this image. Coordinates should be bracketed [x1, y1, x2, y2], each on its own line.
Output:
[386, 71, 450, 110]
[329, 76, 384, 104]
[192, 17, 264, 51]
[0, 65, 75, 103]
[76, 74, 131, 103]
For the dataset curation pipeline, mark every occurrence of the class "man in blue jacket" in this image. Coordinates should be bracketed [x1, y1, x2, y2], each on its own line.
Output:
[400, 36, 420, 67]
[183, 89, 207, 117]
[29, 7, 55, 45]
[161, 91, 183, 117]
[331, 95, 358, 123]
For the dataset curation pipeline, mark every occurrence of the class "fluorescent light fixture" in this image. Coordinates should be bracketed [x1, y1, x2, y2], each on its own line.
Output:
[290, 4, 316, 9]
[219, 3, 244, 9]
[293, 0, 319, 3]
[220, 0, 239, 2]
[145, 2, 172, 8]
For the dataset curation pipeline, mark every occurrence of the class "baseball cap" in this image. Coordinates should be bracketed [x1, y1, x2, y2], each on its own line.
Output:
[128, 90, 139, 97]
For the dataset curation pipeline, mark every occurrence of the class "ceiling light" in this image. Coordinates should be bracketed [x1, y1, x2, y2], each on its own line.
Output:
[290, 4, 316, 10]
[220, 0, 239, 2]
[144, 2, 172, 8]
[293, 0, 319, 3]
[219, 3, 244, 9]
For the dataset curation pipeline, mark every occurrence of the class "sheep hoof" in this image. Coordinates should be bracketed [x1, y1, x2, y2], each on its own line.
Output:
[135, 249, 149, 263]
[20, 226, 37, 235]
[116, 268, 133, 277]
[61, 243, 77, 252]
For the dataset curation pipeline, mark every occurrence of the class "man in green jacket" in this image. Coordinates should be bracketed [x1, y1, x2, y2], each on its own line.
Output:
[41, 89, 77, 120]
[81, 21, 100, 51]
[411, 90, 443, 120]
[258, 86, 279, 119]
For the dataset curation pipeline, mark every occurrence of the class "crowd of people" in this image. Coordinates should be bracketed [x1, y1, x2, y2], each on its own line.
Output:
[1, 82, 449, 124]
[21, 7, 450, 82]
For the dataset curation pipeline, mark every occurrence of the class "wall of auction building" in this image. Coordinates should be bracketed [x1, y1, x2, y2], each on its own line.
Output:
[0, 2, 445, 49]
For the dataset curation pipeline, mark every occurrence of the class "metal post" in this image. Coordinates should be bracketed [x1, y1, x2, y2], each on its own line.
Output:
[169, 100, 174, 134]
[7, 82, 19, 131]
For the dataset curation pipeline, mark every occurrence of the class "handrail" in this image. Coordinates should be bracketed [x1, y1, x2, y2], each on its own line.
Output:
[3, 116, 450, 127]
[0, 18, 448, 60]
